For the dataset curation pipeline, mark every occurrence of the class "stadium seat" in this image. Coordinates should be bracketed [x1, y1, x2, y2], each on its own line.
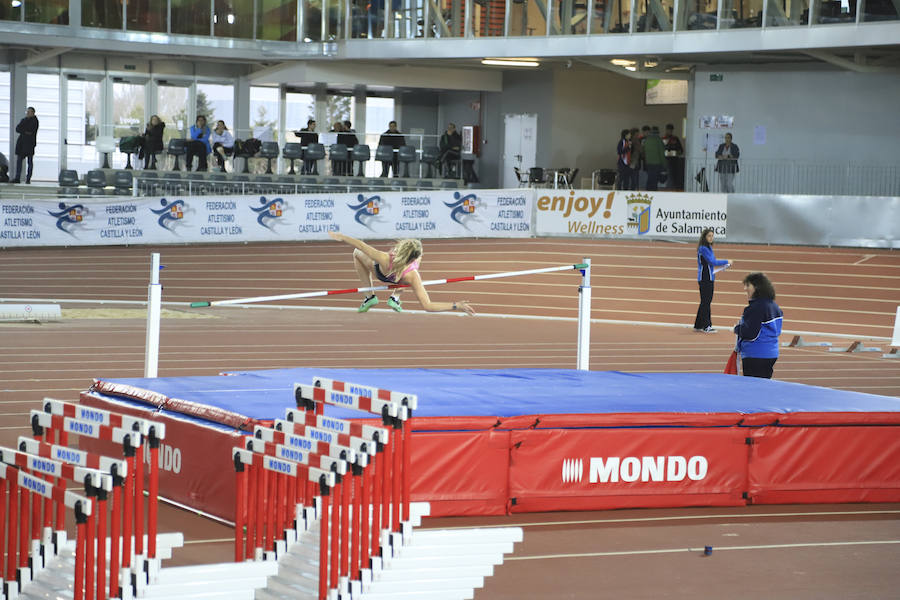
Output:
[351, 144, 370, 176]
[112, 170, 133, 195]
[282, 143, 303, 174]
[328, 143, 349, 176]
[96, 136, 116, 169]
[57, 169, 80, 195]
[119, 136, 142, 170]
[398, 145, 417, 178]
[167, 138, 187, 171]
[85, 169, 108, 195]
[420, 146, 440, 178]
[258, 141, 280, 174]
[303, 143, 326, 176]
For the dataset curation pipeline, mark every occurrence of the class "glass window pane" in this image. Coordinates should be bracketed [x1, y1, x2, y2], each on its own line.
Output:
[0, 1, 22, 21]
[197, 83, 235, 133]
[171, 0, 210, 35]
[509, 0, 549, 35]
[157, 84, 190, 143]
[473, 0, 507, 36]
[127, 0, 167, 32]
[27, 73, 60, 181]
[65, 78, 103, 176]
[324, 0, 347, 39]
[677, 0, 718, 29]
[26, 0, 69, 24]
[83, 0, 123, 28]
[862, 0, 898, 21]
[719, 0, 762, 27]
[0, 72, 11, 156]
[765, 0, 809, 25]
[635, 0, 674, 30]
[286, 92, 316, 139]
[259, 0, 298, 41]
[811, 0, 857, 22]
[214, 0, 254, 38]
[250, 86, 279, 141]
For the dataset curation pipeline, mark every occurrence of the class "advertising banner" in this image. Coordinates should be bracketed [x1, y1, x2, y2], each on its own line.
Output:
[0, 188, 532, 247]
[533, 189, 728, 239]
[508, 427, 748, 512]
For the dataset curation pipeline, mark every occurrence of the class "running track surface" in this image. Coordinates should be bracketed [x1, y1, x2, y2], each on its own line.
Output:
[1, 238, 898, 598]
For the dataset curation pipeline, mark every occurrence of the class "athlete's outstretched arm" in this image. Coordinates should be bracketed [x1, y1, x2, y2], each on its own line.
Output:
[329, 231, 386, 264]
[407, 271, 476, 316]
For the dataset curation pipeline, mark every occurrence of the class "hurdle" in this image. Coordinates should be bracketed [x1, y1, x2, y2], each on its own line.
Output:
[0, 462, 92, 600]
[188, 258, 593, 371]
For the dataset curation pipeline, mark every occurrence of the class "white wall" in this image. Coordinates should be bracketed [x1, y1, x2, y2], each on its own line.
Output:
[687, 67, 900, 164]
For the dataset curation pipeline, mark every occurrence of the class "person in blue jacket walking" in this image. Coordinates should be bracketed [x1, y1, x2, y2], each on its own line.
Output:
[694, 228, 731, 333]
[734, 272, 783, 378]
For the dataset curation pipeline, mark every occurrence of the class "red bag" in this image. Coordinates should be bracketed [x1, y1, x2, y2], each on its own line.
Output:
[724, 350, 740, 375]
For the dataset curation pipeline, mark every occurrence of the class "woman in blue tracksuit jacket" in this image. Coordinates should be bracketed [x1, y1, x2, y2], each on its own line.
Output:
[734, 272, 784, 379]
[694, 228, 731, 333]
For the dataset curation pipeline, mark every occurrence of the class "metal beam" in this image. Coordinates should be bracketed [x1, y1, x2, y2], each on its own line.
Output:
[578, 57, 690, 79]
[20, 46, 72, 66]
[804, 49, 900, 74]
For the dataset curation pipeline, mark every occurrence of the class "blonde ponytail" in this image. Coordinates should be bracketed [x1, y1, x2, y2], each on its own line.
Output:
[390, 239, 422, 278]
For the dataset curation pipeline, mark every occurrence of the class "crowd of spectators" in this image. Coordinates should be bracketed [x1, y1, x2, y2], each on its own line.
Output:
[616, 123, 684, 191]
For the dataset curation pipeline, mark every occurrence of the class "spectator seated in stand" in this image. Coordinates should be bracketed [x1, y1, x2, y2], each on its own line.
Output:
[0, 151, 9, 182]
[295, 118, 319, 174]
[140, 115, 165, 169]
[209, 120, 235, 172]
[185, 115, 211, 171]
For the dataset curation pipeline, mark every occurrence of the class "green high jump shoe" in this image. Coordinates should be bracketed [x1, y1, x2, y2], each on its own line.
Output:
[387, 296, 403, 312]
[358, 295, 379, 313]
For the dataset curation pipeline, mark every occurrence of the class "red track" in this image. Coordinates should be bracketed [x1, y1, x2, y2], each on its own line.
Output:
[0, 238, 898, 598]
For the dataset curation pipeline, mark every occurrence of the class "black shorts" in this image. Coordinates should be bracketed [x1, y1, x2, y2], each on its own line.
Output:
[373, 263, 396, 284]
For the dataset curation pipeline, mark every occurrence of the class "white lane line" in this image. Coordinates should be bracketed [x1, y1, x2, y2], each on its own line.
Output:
[508, 540, 900, 561]
[427, 510, 900, 531]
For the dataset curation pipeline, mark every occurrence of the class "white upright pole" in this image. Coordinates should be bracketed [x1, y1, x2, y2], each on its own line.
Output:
[576, 257, 591, 371]
[144, 253, 162, 378]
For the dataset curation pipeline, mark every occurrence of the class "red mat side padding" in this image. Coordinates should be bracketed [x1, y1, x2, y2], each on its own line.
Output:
[77, 392, 900, 520]
[746, 425, 900, 504]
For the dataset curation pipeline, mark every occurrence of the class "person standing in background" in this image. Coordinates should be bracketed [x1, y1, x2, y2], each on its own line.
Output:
[715, 133, 740, 193]
[12, 107, 39, 184]
[616, 129, 633, 190]
[734, 272, 783, 378]
[378, 120, 405, 177]
[694, 228, 732, 333]
[142, 115, 165, 169]
[296, 119, 319, 174]
[642, 126, 666, 191]
[663, 123, 684, 190]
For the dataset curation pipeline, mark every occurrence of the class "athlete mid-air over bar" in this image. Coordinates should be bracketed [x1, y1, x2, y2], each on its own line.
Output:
[328, 231, 476, 316]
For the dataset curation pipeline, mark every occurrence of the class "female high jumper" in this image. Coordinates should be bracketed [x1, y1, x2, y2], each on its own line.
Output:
[329, 231, 476, 315]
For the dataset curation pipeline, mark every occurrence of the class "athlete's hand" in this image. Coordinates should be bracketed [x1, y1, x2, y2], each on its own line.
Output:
[456, 300, 475, 316]
[328, 231, 343, 242]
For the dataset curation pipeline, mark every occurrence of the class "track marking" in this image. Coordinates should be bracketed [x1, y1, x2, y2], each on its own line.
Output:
[853, 254, 877, 265]
[425, 510, 900, 531]
[508, 540, 900, 561]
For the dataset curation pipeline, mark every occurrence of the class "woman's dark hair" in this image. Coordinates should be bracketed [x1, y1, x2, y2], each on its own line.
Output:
[620, 129, 630, 139]
[697, 227, 714, 248]
[743, 272, 776, 300]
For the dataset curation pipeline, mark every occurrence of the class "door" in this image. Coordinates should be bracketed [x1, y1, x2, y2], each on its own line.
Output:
[502, 113, 537, 188]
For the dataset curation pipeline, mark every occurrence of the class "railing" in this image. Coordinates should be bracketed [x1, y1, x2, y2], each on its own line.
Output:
[1, 0, 896, 42]
[684, 158, 900, 197]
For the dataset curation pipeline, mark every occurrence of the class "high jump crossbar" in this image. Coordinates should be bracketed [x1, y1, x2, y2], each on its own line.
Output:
[189, 262, 589, 308]
[151, 258, 591, 372]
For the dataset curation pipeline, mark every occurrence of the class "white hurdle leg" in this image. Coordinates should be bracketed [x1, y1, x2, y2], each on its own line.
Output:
[576, 257, 592, 371]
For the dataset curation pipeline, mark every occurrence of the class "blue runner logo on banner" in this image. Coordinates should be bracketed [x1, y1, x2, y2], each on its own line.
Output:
[347, 194, 385, 229]
[444, 191, 481, 228]
[49, 201, 90, 235]
[151, 199, 189, 232]
[250, 197, 288, 230]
